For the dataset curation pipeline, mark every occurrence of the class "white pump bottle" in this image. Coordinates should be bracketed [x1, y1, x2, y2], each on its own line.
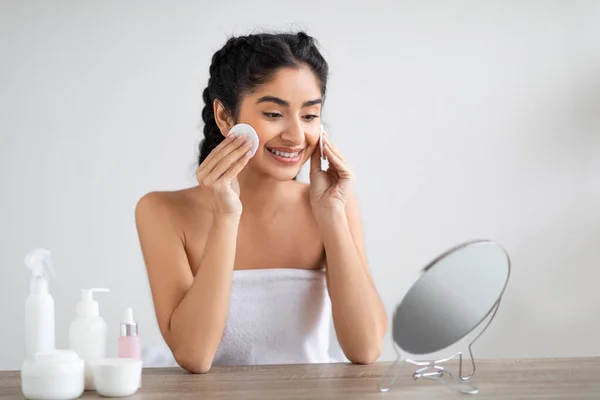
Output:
[24, 248, 56, 360]
[68, 288, 109, 390]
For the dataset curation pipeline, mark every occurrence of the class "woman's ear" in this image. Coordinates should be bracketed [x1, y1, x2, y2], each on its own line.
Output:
[213, 99, 234, 137]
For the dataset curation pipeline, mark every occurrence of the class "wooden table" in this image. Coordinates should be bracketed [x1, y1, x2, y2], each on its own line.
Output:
[1, 358, 599, 399]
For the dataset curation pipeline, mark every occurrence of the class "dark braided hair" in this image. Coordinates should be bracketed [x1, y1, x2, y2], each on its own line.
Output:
[198, 31, 329, 165]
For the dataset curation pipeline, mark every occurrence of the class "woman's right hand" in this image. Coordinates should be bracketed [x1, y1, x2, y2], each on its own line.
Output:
[196, 134, 252, 217]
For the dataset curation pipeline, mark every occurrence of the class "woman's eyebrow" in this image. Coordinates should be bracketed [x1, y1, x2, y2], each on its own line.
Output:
[256, 96, 322, 107]
[302, 99, 322, 107]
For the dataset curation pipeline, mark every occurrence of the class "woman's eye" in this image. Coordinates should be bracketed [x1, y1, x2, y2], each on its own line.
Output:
[263, 112, 282, 119]
[303, 115, 319, 121]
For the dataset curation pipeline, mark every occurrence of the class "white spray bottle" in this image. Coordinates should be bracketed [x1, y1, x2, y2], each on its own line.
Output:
[24, 248, 56, 360]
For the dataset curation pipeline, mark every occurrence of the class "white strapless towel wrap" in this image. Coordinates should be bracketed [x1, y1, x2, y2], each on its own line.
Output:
[142, 268, 337, 367]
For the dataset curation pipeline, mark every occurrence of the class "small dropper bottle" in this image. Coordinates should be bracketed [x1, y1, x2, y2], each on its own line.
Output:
[118, 307, 140, 359]
[118, 307, 141, 387]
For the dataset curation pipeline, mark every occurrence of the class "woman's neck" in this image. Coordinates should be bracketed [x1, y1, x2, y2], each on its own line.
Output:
[237, 168, 290, 215]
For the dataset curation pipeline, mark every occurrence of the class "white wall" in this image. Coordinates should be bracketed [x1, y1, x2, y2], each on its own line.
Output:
[1, 0, 599, 371]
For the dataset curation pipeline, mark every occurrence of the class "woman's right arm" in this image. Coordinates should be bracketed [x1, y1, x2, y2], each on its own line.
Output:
[135, 197, 240, 373]
[135, 134, 252, 373]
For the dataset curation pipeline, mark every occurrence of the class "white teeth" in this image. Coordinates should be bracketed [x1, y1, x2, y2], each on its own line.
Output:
[268, 148, 300, 158]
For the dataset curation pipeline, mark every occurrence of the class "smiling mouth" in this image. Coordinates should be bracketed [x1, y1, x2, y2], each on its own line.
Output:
[266, 148, 303, 158]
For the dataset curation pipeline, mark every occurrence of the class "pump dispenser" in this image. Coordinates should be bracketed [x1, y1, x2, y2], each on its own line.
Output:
[69, 288, 109, 390]
[24, 248, 56, 360]
[76, 288, 109, 317]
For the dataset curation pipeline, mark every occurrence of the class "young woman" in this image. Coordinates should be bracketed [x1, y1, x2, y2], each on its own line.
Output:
[135, 31, 387, 373]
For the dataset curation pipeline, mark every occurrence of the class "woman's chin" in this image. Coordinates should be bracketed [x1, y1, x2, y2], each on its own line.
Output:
[261, 166, 301, 181]
[273, 170, 301, 181]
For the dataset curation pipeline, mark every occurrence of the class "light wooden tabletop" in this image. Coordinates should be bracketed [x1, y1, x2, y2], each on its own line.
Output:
[1, 358, 599, 399]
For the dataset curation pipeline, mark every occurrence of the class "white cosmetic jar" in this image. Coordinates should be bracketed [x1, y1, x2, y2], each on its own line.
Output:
[91, 358, 142, 397]
[21, 350, 85, 400]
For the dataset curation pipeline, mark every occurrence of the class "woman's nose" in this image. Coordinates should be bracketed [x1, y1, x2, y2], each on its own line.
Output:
[280, 120, 305, 144]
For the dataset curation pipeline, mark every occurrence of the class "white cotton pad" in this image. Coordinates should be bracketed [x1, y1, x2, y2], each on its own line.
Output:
[319, 123, 328, 171]
[227, 123, 259, 158]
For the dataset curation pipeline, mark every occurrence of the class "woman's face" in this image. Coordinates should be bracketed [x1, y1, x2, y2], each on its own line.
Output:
[235, 66, 323, 181]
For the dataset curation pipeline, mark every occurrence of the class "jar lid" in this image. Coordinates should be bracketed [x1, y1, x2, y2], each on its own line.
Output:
[22, 349, 84, 377]
[34, 350, 80, 364]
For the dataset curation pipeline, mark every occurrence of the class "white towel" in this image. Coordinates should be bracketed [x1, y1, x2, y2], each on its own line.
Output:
[142, 268, 336, 367]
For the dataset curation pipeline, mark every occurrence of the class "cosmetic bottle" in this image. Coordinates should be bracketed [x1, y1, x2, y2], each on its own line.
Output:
[118, 307, 141, 387]
[118, 307, 140, 359]
[68, 288, 109, 390]
[24, 248, 56, 360]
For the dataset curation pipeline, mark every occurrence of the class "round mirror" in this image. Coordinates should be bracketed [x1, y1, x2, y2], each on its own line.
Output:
[392, 240, 510, 355]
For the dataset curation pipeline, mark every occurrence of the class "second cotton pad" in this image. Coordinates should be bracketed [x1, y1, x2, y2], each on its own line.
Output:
[227, 123, 259, 158]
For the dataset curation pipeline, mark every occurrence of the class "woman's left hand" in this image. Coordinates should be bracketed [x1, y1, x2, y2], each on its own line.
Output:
[309, 131, 355, 215]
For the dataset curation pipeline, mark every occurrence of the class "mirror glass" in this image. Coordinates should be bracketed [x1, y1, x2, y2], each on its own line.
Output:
[392, 240, 510, 355]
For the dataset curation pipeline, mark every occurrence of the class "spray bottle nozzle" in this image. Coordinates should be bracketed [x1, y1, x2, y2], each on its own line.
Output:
[25, 248, 56, 280]
[25, 248, 56, 295]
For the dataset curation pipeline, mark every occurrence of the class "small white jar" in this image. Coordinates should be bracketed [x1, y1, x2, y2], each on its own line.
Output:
[91, 358, 142, 397]
[21, 350, 85, 400]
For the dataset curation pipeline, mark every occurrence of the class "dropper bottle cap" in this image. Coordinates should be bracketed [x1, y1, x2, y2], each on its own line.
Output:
[120, 307, 138, 337]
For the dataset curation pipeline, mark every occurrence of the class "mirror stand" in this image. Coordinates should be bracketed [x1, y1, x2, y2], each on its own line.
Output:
[378, 298, 504, 395]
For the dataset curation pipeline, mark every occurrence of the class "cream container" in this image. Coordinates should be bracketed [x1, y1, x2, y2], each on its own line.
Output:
[91, 358, 142, 397]
[21, 349, 84, 400]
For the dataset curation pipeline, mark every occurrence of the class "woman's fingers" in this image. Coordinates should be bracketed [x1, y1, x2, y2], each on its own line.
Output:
[220, 149, 252, 184]
[197, 134, 247, 181]
[323, 142, 354, 181]
[323, 144, 343, 170]
[199, 133, 246, 173]
[199, 142, 251, 187]
[200, 134, 236, 168]
[310, 136, 323, 176]
[322, 133, 347, 163]
[211, 139, 252, 179]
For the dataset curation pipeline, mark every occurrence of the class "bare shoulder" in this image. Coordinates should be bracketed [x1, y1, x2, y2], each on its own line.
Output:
[135, 188, 206, 231]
